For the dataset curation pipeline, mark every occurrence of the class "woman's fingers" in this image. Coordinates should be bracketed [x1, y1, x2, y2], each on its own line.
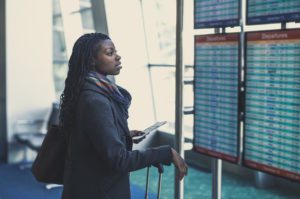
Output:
[178, 165, 186, 180]
[179, 160, 188, 180]
[137, 131, 145, 136]
[131, 130, 147, 144]
[171, 148, 188, 181]
[131, 130, 145, 137]
[183, 161, 188, 175]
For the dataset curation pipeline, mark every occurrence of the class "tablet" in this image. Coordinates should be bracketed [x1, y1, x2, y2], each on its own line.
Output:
[144, 121, 167, 134]
[135, 121, 167, 139]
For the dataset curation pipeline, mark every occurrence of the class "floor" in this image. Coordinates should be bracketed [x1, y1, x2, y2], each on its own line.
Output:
[0, 163, 156, 199]
[130, 164, 300, 199]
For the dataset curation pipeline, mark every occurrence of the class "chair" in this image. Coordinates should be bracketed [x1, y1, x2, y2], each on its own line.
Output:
[14, 102, 60, 167]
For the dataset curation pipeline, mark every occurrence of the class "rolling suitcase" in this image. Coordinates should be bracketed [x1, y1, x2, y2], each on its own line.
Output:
[145, 163, 164, 199]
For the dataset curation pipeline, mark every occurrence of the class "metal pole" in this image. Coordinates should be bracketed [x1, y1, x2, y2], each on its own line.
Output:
[175, 0, 184, 199]
[90, 0, 109, 35]
[281, 22, 286, 30]
[0, 0, 8, 163]
[145, 167, 150, 199]
[211, 27, 223, 199]
[239, 0, 245, 165]
[157, 173, 162, 199]
[212, 158, 222, 199]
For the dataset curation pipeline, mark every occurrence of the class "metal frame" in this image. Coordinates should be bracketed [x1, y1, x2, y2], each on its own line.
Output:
[91, 0, 109, 35]
[0, 0, 7, 163]
[175, 0, 184, 198]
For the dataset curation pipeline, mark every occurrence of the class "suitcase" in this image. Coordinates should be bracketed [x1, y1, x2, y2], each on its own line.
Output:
[144, 163, 164, 199]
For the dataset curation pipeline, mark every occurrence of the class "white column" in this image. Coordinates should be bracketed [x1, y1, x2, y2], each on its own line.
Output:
[6, 0, 55, 145]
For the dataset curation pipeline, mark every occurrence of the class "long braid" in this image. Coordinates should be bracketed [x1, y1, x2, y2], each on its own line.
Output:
[59, 33, 110, 136]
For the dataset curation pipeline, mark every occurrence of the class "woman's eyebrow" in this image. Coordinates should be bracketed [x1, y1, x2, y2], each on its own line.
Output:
[105, 47, 116, 52]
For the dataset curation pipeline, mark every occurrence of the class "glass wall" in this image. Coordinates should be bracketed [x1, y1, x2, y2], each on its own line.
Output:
[141, 0, 196, 137]
[52, 0, 95, 99]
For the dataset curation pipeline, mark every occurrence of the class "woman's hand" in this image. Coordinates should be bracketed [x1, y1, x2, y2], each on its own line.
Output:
[171, 148, 188, 181]
[130, 130, 146, 144]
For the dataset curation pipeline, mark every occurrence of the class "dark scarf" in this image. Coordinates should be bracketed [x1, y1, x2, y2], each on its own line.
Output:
[86, 71, 132, 119]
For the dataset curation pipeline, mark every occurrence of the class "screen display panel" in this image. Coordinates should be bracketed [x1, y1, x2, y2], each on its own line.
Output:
[244, 29, 300, 181]
[194, 33, 240, 163]
[194, 0, 240, 29]
[247, 0, 300, 25]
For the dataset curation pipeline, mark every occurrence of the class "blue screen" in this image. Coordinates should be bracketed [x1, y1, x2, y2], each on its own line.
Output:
[194, 34, 240, 163]
[247, 0, 300, 25]
[244, 30, 300, 181]
[194, 0, 240, 29]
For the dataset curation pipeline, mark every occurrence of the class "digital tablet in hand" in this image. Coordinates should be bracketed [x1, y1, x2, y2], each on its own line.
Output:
[136, 121, 167, 139]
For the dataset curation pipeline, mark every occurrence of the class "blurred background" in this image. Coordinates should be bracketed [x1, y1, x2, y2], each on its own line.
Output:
[0, 0, 300, 198]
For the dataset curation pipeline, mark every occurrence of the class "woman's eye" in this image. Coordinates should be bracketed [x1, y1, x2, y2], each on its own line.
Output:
[106, 49, 116, 56]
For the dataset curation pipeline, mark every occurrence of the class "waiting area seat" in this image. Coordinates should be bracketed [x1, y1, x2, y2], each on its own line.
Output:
[13, 102, 60, 161]
[14, 131, 45, 151]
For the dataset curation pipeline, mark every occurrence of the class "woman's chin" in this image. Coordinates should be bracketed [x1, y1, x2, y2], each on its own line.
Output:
[113, 70, 121, 75]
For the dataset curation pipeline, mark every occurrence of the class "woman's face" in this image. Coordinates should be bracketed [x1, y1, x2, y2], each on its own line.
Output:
[93, 39, 122, 76]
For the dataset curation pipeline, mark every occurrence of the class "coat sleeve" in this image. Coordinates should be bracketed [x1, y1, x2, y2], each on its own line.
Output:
[82, 95, 173, 173]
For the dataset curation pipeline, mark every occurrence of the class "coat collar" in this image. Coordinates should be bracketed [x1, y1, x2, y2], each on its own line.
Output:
[81, 79, 109, 97]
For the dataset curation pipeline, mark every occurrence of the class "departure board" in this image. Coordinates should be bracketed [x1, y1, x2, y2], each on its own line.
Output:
[247, 0, 300, 25]
[244, 29, 300, 181]
[194, 33, 240, 163]
[194, 0, 240, 29]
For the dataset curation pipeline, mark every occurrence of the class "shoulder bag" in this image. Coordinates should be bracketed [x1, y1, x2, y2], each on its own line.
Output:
[31, 125, 67, 184]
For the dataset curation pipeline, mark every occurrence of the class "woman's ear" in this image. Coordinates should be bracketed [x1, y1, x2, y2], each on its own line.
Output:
[90, 57, 97, 67]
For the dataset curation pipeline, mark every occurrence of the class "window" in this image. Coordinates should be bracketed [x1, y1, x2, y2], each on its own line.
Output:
[141, 0, 195, 137]
[52, 0, 95, 99]
[142, 0, 176, 65]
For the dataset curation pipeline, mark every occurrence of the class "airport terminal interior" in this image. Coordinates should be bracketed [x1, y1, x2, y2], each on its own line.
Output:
[0, 0, 300, 198]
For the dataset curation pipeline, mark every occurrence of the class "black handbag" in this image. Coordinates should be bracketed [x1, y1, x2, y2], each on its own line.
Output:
[31, 125, 67, 184]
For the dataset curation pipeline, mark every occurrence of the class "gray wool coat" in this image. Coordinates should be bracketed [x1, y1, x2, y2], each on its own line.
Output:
[61, 80, 173, 199]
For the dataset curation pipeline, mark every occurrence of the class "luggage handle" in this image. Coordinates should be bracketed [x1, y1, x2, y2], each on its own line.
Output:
[155, 163, 164, 174]
[145, 164, 164, 199]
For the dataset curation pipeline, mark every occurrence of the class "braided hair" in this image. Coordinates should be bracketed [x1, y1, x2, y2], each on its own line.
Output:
[59, 33, 111, 135]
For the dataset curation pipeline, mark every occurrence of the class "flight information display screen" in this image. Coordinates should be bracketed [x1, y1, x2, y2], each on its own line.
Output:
[194, 33, 240, 163]
[194, 0, 240, 29]
[247, 0, 300, 25]
[244, 29, 300, 181]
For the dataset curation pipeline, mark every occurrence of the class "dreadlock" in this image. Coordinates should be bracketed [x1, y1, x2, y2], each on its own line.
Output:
[59, 33, 111, 135]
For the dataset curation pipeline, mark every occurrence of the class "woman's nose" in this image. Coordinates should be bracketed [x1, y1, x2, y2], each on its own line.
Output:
[116, 54, 121, 60]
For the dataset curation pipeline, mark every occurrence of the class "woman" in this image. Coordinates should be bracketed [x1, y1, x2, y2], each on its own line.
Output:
[60, 33, 187, 199]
